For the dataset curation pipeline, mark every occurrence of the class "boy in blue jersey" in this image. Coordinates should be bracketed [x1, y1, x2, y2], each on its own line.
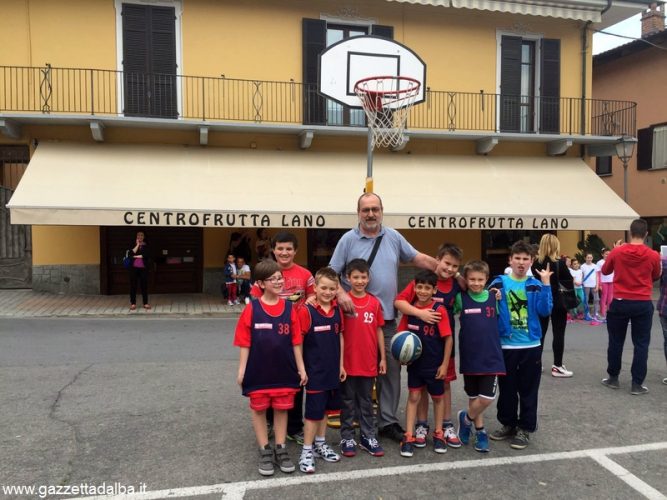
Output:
[454, 260, 505, 453]
[396, 270, 453, 457]
[234, 260, 307, 476]
[296, 267, 346, 473]
[487, 241, 553, 450]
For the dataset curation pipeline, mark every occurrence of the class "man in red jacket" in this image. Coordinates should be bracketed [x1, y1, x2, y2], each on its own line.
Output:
[601, 219, 661, 395]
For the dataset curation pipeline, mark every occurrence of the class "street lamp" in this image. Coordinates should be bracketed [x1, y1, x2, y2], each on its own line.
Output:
[614, 135, 637, 203]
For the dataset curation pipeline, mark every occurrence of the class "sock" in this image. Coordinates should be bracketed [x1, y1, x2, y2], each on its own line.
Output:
[275, 443, 286, 449]
[465, 412, 473, 425]
[416, 419, 428, 428]
[302, 444, 313, 452]
[443, 420, 454, 428]
[314, 436, 325, 447]
[475, 426, 485, 432]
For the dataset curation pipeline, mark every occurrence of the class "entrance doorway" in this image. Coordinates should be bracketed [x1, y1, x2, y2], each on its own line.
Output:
[102, 227, 203, 295]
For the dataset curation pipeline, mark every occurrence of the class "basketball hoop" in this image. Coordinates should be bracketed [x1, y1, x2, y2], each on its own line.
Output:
[354, 76, 421, 149]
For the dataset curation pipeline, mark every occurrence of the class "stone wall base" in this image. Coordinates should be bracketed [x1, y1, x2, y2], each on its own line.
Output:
[32, 265, 100, 295]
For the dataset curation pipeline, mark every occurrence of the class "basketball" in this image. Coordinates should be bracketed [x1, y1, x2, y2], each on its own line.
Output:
[390, 330, 422, 365]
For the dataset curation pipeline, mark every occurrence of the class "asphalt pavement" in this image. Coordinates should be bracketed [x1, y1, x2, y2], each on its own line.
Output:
[0, 290, 665, 500]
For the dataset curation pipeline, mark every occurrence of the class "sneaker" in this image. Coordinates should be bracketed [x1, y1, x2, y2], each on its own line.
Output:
[359, 435, 385, 457]
[314, 442, 340, 462]
[227, 300, 233, 306]
[551, 365, 573, 378]
[299, 449, 315, 474]
[510, 429, 530, 450]
[286, 431, 304, 445]
[662, 377, 667, 385]
[444, 425, 462, 448]
[457, 410, 473, 445]
[340, 438, 357, 457]
[490, 425, 516, 441]
[474, 430, 490, 453]
[433, 430, 447, 454]
[601, 376, 620, 389]
[244, 297, 250, 305]
[584, 314, 593, 321]
[258, 445, 275, 476]
[400, 436, 416, 458]
[274, 444, 295, 473]
[233, 299, 240, 305]
[379, 423, 405, 443]
[630, 384, 649, 395]
[414, 422, 429, 448]
[590, 320, 602, 326]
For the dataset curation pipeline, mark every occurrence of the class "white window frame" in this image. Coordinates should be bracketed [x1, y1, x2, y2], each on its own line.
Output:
[114, 0, 183, 118]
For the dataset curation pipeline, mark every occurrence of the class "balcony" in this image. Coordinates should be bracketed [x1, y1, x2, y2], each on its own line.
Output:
[0, 65, 635, 153]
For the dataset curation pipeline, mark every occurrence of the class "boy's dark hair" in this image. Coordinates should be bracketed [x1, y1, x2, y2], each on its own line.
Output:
[630, 218, 648, 238]
[227, 252, 235, 259]
[271, 231, 298, 250]
[254, 260, 281, 282]
[414, 269, 438, 287]
[510, 240, 533, 257]
[315, 266, 340, 284]
[463, 260, 489, 278]
[436, 242, 463, 261]
[345, 258, 370, 276]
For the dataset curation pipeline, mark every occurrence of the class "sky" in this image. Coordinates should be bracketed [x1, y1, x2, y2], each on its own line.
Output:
[592, 14, 642, 55]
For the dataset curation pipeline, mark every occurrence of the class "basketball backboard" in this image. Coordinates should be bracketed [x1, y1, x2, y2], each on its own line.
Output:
[319, 35, 426, 109]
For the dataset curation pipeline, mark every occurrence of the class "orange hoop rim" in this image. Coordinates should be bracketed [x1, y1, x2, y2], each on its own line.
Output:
[353, 75, 421, 96]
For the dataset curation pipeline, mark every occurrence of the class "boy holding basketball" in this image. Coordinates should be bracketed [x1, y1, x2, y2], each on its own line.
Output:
[454, 260, 505, 453]
[487, 241, 552, 450]
[296, 267, 346, 474]
[396, 269, 453, 457]
[339, 258, 386, 458]
[395, 243, 464, 449]
[234, 260, 307, 476]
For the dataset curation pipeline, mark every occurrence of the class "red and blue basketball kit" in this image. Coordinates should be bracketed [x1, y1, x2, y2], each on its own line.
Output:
[343, 293, 385, 377]
[233, 299, 302, 410]
[397, 302, 451, 397]
[396, 279, 459, 381]
[298, 303, 344, 420]
[458, 292, 505, 376]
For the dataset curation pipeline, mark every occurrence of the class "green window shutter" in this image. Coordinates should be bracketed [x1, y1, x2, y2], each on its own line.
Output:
[500, 36, 522, 132]
[302, 18, 327, 125]
[540, 39, 560, 134]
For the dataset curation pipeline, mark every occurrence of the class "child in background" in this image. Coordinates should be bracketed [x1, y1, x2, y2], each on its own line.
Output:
[397, 270, 453, 457]
[580, 253, 599, 322]
[339, 259, 386, 458]
[297, 267, 345, 474]
[224, 253, 238, 305]
[488, 240, 552, 450]
[233, 260, 307, 476]
[455, 260, 505, 453]
[569, 259, 586, 320]
[236, 257, 252, 305]
[395, 243, 464, 449]
[597, 249, 614, 322]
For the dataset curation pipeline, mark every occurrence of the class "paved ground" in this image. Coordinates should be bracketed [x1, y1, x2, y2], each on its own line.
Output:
[0, 290, 242, 318]
[0, 289, 665, 500]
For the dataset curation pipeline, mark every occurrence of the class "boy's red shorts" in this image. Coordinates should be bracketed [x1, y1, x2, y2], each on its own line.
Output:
[445, 357, 457, 383]
[248, 388, 297, 411]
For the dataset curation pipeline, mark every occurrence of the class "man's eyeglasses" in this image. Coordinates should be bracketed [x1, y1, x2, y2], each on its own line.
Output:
[360, 207, 382, 214]
[265, 275, 284, 283]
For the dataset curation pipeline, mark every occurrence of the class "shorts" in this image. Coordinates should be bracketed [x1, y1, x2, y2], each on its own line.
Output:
[463, 375, 498, 400]
[408, 369, 445, 397]
[248, 389, 297, 411]
[304, 389, 341, 421]
[444, 357, 457, 383]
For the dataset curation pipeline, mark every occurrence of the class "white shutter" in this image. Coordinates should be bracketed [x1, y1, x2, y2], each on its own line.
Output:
[652, 125, 667, 169]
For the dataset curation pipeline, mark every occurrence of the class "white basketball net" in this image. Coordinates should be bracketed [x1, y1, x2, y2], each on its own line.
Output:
[354, 76, 420, 149]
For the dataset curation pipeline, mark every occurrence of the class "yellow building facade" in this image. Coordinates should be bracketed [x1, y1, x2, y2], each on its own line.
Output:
[0, 0, 644, 294]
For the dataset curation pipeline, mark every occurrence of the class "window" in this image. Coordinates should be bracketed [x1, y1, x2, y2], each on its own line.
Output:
[595, 156, 612, 176]
[302, 19, 393, 126]
[0, 146, 29, 190]
[637, 123, 667, 170]
[499, 35, 560, 133]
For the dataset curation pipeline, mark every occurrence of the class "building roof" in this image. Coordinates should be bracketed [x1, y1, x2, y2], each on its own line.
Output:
[593, 25, 667, 65]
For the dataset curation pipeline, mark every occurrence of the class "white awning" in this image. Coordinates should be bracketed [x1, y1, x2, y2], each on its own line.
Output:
[385, 0, 637, 23]
[7, 142, 637, 230]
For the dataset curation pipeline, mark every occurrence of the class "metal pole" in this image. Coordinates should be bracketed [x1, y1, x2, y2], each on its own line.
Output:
[623, 160, 628, 203]
[365, 127, 374, 193]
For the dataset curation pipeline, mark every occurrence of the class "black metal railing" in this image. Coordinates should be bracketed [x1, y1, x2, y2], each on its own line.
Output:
[0, 65, 636, 137]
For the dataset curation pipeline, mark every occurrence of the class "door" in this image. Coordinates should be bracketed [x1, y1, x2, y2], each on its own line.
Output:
[102, 226, 203, 295]
[122, 3, 178, 118]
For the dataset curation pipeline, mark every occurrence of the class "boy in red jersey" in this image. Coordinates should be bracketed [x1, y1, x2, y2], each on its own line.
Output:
[339, 259, 386, 458]
[234, 260, 307, 477]
[395, 243, 465, 449]
[250, 231, 315, 443]
[297, 267, 346, 474]
[397, 270, 453, 457]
